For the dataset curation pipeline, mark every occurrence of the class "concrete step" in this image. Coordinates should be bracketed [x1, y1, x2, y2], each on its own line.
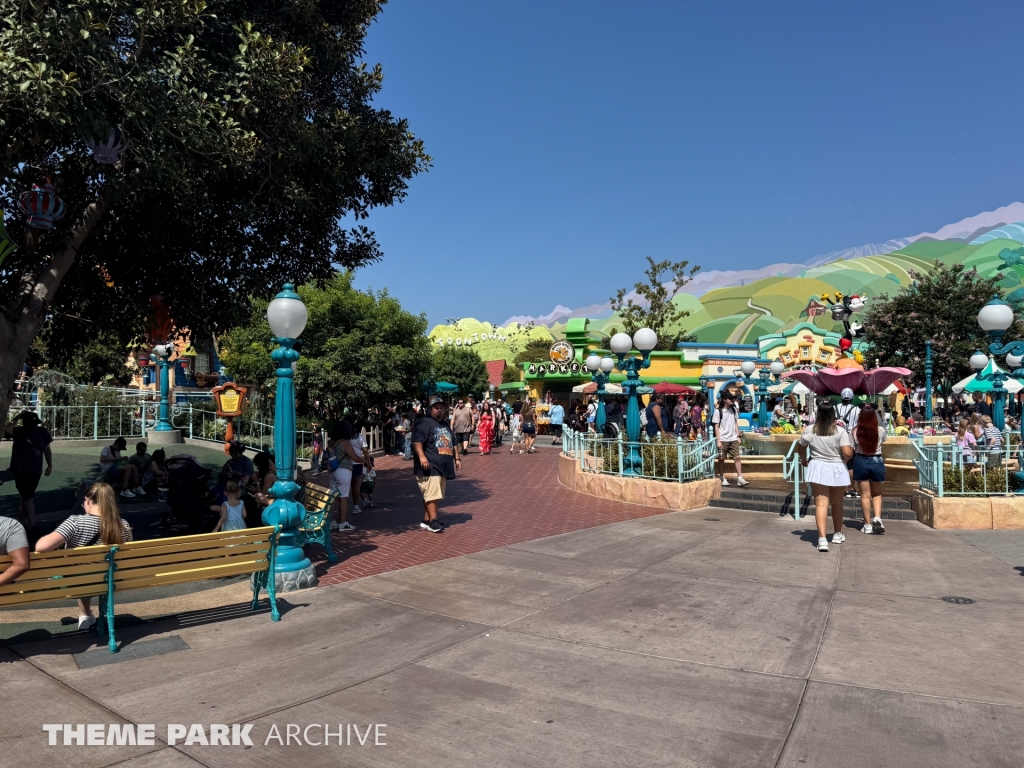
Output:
[711, 487, 916, 520]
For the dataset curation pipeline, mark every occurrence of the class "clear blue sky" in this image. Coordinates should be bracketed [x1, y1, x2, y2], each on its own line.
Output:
[351, 0, 1024, 327]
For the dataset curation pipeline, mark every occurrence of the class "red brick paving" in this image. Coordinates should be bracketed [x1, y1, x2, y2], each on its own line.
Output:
[310, 448, 680, 586]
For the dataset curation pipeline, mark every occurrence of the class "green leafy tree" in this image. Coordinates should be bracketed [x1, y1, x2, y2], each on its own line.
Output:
[513, 338, 552, 365]
[0, 0, 429, 428]
[864, 262, 1022, 403]
[610, 256, 701, 350]
[432, 346, 489, 398]
[30, 328, 135, 385]
[219, 273, 432, 417]
[501, 364, 522, 384]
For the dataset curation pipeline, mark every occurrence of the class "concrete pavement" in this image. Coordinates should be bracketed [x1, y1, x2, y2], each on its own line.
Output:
[2, 453, 1024, 767]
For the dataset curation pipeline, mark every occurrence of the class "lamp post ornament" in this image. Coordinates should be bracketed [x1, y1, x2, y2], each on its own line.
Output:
[610, 328, 657, 475]
[262, 284, 315, 586]
[975, 296, 1024, 433]
[585, 353, 616, 433]
[151, 343, 173, 432]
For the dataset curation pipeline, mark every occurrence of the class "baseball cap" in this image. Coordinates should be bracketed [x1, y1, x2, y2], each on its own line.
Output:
[841, 388, 855, 401]
[429, 397, 446, 408]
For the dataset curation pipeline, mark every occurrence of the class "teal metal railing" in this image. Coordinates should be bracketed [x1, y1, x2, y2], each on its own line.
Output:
[781, 439, 806, 520]
[913, 431, 1020, 496]
[17, 403, 150, 440]
[562, 428, 717, 483]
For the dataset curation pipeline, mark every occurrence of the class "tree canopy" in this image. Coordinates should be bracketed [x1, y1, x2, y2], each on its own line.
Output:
[219, 272, 431, 418]
[610, 256, 701, 350]
[432, 346, 489, 398]
[0, 0, 428, 425]
[863, 261, 1021, 396]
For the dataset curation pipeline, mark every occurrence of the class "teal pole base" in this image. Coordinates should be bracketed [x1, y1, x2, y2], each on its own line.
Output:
[621, 443, 643, 476]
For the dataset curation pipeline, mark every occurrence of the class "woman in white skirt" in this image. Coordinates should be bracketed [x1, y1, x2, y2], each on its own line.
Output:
[797, 402, 854, 552]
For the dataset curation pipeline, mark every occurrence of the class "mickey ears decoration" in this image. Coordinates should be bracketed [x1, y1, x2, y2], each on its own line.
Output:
[18, 179, 65, 231]
[88, 127, 127, 165]
[0, 215, 16, 267]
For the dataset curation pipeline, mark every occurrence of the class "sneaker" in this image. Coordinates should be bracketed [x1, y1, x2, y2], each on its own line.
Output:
[133, 486, 147, 496]
[721, 477, 730, 486]
[832, 532, 845, 544]
[119, 489, 135, 499]
[330, 521, 340, 531]
[350, 506, 362, 515]
[338, 522, 355, 531]
[426, 520, 444, 533]
[861, 524, 874, 534]
[872, 517, 885, 534]
[420, 521, 432, 531]
[78, 615, 96, 631]
[364, 501, 373, 509]
[736, 477, 749, 487]
[434, 518, 446, 529]
[818, 537, 829, 552]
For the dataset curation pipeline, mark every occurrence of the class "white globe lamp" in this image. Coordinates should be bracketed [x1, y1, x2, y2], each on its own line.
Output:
[770, 360, 786, 377]
[1007, 352, 1024, 370]
[600, 356, 615, 373]
[740, 360, 756, 377]
[609, 332, 633, 355]
[632, 328, 658, 352]
[267, 284, 308, 340]
[978, 298, 1014, 333]
[970, 350, 989, 372]
[585, 354, 601, 372]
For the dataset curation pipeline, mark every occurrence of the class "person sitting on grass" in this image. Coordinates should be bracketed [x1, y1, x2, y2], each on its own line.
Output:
[126, 441, 151, 476]
[99, 437, 146, 498]
[35, 482, 133, 630]
[213, 481, 247, 532]
[142, 448, 169, 493]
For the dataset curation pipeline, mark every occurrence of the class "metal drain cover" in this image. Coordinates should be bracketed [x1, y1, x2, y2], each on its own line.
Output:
[704, 518, 721, 522]
[941, 596, 975, 605]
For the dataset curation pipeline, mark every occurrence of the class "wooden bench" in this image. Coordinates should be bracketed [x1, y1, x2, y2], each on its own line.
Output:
[297, 482, 341, 563]
[0, 526, 281, 654]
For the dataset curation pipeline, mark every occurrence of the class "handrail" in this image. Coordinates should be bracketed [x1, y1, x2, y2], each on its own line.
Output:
[781, 439, 804, 520]
[561, 428, 717, 483]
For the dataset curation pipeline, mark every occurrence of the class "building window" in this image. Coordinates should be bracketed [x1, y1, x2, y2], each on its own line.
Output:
[800, 346, 811, 359]
[819, 350, 831, 362]
[782, 352, 792, 361]
[194, 352, 211, 375]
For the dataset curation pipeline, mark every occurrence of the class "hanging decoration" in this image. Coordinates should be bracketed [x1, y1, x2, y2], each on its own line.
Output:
[88, 127, 127, 165]
[0, 215, 16, 268]
[18, 179, 66, 230]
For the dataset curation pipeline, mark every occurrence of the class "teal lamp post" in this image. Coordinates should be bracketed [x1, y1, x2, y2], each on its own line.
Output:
[610, 328, 657, 475]
[585, 353, 616, 433]
[976, 296, 1024, 432]
[262, 284, 315, 587]
[152, 343, 174, 431]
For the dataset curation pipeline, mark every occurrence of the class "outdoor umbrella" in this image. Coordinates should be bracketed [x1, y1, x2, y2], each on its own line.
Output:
[952, 359, 1024, 394]
[571, 382, 624, 394]
[651, 382, 696, 395]
[768, 380, 810, 396]
[433, 382, 459, 392]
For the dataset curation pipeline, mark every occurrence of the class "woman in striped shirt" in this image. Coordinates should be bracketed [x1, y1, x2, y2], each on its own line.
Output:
[36, 483, 132, 630]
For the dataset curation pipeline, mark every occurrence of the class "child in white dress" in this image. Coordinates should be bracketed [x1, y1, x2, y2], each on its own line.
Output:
[215, 481, 247, 532]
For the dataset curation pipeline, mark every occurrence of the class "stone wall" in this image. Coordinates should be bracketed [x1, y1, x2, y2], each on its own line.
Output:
[558, 454, 721, 511]
[912, 490, 1024, 529]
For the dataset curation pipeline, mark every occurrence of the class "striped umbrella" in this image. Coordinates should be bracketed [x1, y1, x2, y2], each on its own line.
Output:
[18, 181, 66, 230]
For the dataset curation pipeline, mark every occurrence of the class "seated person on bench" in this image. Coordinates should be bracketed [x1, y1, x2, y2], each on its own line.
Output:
[100, 437, 146, 499]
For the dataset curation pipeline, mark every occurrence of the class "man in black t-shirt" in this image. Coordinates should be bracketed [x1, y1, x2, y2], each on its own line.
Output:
[411, 399, 461, 533]
[4, 411, 53, 528]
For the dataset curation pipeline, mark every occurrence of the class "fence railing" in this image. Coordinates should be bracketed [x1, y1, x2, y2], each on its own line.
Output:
[913, 430, 1021, 496]
[562, 428, 717, 483]
[22, 404, 148, 441]
[781, 439, 806, 520]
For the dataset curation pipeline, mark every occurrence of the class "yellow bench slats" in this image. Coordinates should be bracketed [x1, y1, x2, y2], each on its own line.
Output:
[0, 585, 115, 607]
[114, 543, 269, 572]
[114, 557, 269, 588]
[113, 564, 270, 592]
[114, 533, 271, 560]
[116, 526, 275, 550]
[0, 570, 109, 596]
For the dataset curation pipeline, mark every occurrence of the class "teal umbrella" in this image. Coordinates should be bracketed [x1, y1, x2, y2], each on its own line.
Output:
[434, 381, 459, 392]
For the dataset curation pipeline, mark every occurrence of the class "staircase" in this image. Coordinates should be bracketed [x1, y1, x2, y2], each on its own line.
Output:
[710, 486, 915, 520]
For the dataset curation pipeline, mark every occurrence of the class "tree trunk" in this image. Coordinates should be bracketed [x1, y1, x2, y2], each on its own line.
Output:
[0, 196, 108, 432]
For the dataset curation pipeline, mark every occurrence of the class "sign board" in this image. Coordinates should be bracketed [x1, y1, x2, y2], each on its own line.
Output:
[549, 341, 576, 364]
[212, 383, 247, 417]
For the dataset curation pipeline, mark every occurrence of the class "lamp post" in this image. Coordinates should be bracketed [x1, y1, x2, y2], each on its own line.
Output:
[262, 284, 316, 589]
[976, 296, 1024, 433]
[610, 328, 657, 475]
[152, 343, 173, 431]
[585, 353, 616, 433]
[924, 340, 933, 420]
[970, 350, 1008, 430]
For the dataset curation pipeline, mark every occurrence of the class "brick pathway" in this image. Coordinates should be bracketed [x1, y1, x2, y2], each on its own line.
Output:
[312, 448, 675, 586]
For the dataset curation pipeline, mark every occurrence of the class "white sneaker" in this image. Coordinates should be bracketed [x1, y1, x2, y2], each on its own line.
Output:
[119, 489, 135, 499]
[832, 532, 845, 544]
[872, 517, 885, 534]
[330, 521, 340, 531]
[78, 615, 96, 630]
[861, 524, 874, 534]
[133, 486, 147, 496]
[818, 537, 829, 552]
[338, 522, 355, 531]
[350, 506, 362, 515]
[736, 477, 750, 487]
[721, 477, 730, 486]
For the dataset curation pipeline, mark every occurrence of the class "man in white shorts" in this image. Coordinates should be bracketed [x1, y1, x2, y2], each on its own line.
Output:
[713, 390, 748, 486]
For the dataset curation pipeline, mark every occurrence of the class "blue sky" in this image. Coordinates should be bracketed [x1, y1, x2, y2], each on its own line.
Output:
[351, 1, 1024, 327]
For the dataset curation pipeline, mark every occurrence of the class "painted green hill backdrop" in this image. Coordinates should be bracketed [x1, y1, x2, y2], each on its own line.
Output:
[430, 204, 1024, 359]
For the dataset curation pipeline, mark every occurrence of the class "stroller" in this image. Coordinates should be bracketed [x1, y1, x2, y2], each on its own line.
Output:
[161, 456, 216, 533]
